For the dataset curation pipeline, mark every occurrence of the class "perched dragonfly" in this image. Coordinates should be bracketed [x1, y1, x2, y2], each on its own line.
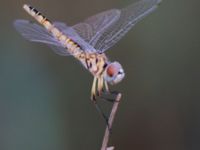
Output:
[14, 0, 161, 101]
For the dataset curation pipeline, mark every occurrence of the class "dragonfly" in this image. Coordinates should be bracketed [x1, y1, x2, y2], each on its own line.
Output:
[14, 0, 161, 102]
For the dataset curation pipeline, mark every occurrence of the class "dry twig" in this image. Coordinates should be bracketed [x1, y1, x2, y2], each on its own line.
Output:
[100, 93, 122, 150]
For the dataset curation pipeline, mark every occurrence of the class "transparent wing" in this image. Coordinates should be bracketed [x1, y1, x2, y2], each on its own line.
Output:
[56, 22, 97, 53]
[72, 22, 94, 43]
[14, 19, 71, 56]
[72, 9, 120, 43]
[72, 0, 161, 52]
[94, 0, 161, 52]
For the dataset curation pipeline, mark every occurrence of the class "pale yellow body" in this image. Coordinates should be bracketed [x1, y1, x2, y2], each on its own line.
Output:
[23, 4, 109, 100]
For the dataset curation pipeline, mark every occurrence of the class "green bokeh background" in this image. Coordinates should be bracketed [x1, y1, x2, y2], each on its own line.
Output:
[0, 0, 200, 150]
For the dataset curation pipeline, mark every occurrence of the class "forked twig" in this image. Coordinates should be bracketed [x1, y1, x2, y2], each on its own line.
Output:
[101, 93, 122, 150]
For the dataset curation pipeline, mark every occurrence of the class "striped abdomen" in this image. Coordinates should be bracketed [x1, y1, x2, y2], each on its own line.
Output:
[23, 4, 108, 77]
[23, 4, 80, 56]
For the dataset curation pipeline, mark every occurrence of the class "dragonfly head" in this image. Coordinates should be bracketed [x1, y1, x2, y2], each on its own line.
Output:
[103, 61, 125, 85]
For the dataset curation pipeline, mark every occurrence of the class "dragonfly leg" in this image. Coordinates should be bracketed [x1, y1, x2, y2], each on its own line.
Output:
[94, 79, 119, 103]
[99, 90, 120, 103]
[91, 77, 97, 101]
[104, 80, 109, 93]
[97, 77, 104, 96]
[92, 100, 111, 132]
[90, 77, 111, 131]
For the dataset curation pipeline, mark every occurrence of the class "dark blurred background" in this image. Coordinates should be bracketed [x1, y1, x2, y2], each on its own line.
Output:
[0, 0, 200, 150]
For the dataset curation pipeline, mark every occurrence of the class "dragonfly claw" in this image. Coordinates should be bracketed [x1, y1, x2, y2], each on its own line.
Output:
[91, 94, 97, 101]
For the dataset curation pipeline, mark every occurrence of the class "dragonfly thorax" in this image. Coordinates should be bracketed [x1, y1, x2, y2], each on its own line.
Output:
[76, 52, 108, 76]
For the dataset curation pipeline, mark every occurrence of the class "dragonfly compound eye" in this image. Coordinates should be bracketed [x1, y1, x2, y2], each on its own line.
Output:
[106, 64, 118, 77]
[104, 62, 125, 85]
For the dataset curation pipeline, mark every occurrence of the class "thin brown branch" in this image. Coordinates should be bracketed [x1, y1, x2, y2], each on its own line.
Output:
[101, 93, 122, 150]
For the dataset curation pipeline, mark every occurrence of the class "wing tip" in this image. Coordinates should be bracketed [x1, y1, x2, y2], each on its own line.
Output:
[157, 0, 162, 6]
[13, 19, 28, 26]
[13, 19, 21, 28]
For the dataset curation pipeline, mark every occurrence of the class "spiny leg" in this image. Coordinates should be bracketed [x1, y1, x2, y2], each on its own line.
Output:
[104, 80, 109, 93]
[91, 77, 97, 100]
[92, 100, 111, 131]
[98, 80, 120, 103]
[99, 91, 120, 103]
[97, 76, 104, 96]
[96, 78, 115, 102]
[104, 80, 118, 96]
[91, 77, 111, 131]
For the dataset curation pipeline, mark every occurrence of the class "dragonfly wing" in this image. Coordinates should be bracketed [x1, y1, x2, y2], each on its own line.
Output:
[72, 9, 120, 44]
[92, 0, 162, 52]
[56, 22, 97, 53]
[53, 21, 69, 30]
[72, 22, 94, 43]
[48, 45, 71, 56]
[14, 19, 71, 56]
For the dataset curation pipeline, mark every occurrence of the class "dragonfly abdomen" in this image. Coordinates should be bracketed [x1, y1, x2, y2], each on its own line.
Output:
[23, 4, 82, 56]
[22, 4, 107, 76]
[23, 4, 53, 31]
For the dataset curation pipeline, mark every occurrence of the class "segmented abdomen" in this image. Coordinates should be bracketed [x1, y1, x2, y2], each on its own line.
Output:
[23, 4, 81, 56]
[23, 4, 108, 77]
